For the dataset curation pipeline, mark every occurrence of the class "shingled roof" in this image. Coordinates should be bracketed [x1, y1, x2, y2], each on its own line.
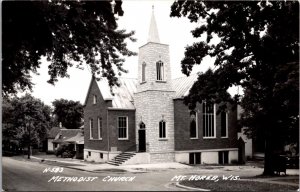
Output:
[52, 129, 82, 143]
[47, 127, 62, 139]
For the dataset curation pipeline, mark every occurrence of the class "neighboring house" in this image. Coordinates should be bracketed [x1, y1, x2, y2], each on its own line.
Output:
[52, 129, 84, 159]
[83, 9, 239, 165]
[47, 126, 61, 153]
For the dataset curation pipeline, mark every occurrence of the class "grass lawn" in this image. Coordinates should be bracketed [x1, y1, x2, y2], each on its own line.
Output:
[180, 179, 298, 191]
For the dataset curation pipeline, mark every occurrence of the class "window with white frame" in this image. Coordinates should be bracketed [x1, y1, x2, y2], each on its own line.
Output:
[202, 102, 216, 138]
[190, 110, 198, 138]
[159, 120, 166, 138]
[142, 62, 146, 82]
[89, 118, 93, 139]
[156, 61, 164, 81]
[93, 95, 97, 104]
[221, 111, 228, 137]
[118, 117, 128, 139]
[98, 117, 102, 139]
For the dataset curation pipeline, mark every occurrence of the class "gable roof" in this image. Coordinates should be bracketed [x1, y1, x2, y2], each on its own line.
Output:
[52, 129, 82, 143]
[84, 74, 198, 109]
[84, 77, 137, 109]
[47, 127, 62, 139]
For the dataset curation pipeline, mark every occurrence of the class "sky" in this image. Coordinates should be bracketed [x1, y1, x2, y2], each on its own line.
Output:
[26, 0, 223, 107]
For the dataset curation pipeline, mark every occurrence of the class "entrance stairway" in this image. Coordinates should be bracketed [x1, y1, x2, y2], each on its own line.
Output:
[107, 152, 136, 166]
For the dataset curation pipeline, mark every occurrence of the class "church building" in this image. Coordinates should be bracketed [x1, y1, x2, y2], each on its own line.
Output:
[83, 9, 239, 165]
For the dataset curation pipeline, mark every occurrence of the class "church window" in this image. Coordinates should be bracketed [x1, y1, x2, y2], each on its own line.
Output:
[118, 116, 128, 139]
[98, 117, 102, 139]
[159, 120, 166, 138]
[93, 95, 97, 104]
[190, 110, 198, 138]
[203, 102, 216, 138]
[221, 111, 228, 137]
[156, 61, 164, 81]
[140, 122, 145, 129]
[142, 62, 146, 82]
[89, 118, 93, 139]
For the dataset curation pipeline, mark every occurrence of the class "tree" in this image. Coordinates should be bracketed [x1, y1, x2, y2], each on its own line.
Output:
[2, 1, 136, 96]
[171, 1, 299, 175]
[52, 99, 83, 129]
[2, 94, 52, 154]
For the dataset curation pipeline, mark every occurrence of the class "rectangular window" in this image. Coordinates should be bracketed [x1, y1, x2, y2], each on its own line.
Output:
[100, 153, 103, 159]
[218, 151, 229, 164]
[88, 151, 91, 156]
[221, 111, 228, 137]
[189, 152, 201, 164]
[190, 111, 198, 138]
[89, 119, 93, 139]
[98, 117, 102, 139]
[159, 120, 166, 138]
[118, 117, 128, 139]
[203, 102, 216, 138]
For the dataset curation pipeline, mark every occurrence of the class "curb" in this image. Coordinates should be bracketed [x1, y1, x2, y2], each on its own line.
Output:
[175, 182, 210, 191]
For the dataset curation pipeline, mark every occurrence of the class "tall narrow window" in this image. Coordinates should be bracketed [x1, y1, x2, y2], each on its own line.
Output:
[190, 110, 198, 138]
[159, 120, 166, 138]
[118, 117, 128, 139]
[98, 117, 102, 139]
[221, 111, 228, 137]
[203, 102, 216, 138]
[156, 61, 164, 81]
[89, 118, 93, 139]
[142, 62, 146, 82]
[93, 95, 97, 104]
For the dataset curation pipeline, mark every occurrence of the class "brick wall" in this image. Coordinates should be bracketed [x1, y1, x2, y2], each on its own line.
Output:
[107, 109, 136, 152]
[174, 99, 238, 151]
[84, 78, 136, 153]
[84, 78, 111, 151]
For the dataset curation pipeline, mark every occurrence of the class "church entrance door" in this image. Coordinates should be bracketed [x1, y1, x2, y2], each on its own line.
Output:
[138, 122, 146, 152]
[138, 130, 146, 152]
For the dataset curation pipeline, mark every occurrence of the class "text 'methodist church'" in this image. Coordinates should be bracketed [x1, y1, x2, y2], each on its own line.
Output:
[83, 8, 239, 165]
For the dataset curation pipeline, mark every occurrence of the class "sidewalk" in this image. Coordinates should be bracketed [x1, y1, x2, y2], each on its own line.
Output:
[31, 155, 192, 173]
[31, 154, 299, 176]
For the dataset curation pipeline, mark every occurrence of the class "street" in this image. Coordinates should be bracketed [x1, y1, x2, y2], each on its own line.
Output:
[3, 156, 298, 191]
[2, 157, 189, 191]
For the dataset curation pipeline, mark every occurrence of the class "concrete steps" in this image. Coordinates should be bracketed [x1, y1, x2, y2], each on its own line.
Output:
[107, 152, 136, 166]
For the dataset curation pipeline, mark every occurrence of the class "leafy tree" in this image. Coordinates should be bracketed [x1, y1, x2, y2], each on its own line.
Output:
[171, 1, 299, 175]
[2, 94, 52, 151]
[2, 1, 136, 96]
[52, 99, 83, 129]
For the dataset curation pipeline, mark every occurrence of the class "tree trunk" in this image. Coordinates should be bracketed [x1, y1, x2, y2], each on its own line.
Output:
[263, 137, 275, 175]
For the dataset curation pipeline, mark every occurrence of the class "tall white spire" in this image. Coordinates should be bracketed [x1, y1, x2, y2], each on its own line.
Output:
[147, 5, 160, 43]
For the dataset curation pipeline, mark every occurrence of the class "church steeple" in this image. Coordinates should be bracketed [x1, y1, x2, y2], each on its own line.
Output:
[147, 6, 160, 43]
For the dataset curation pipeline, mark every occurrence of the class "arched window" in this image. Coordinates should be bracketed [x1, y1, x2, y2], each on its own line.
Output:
[93, 95, 97, 104]
[140, 122, 145, 129]
[142, 62, 146, 82]
[159, 120, 166, 138]
[156, 61, 164, 81]
[190, 110, 198, 138]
